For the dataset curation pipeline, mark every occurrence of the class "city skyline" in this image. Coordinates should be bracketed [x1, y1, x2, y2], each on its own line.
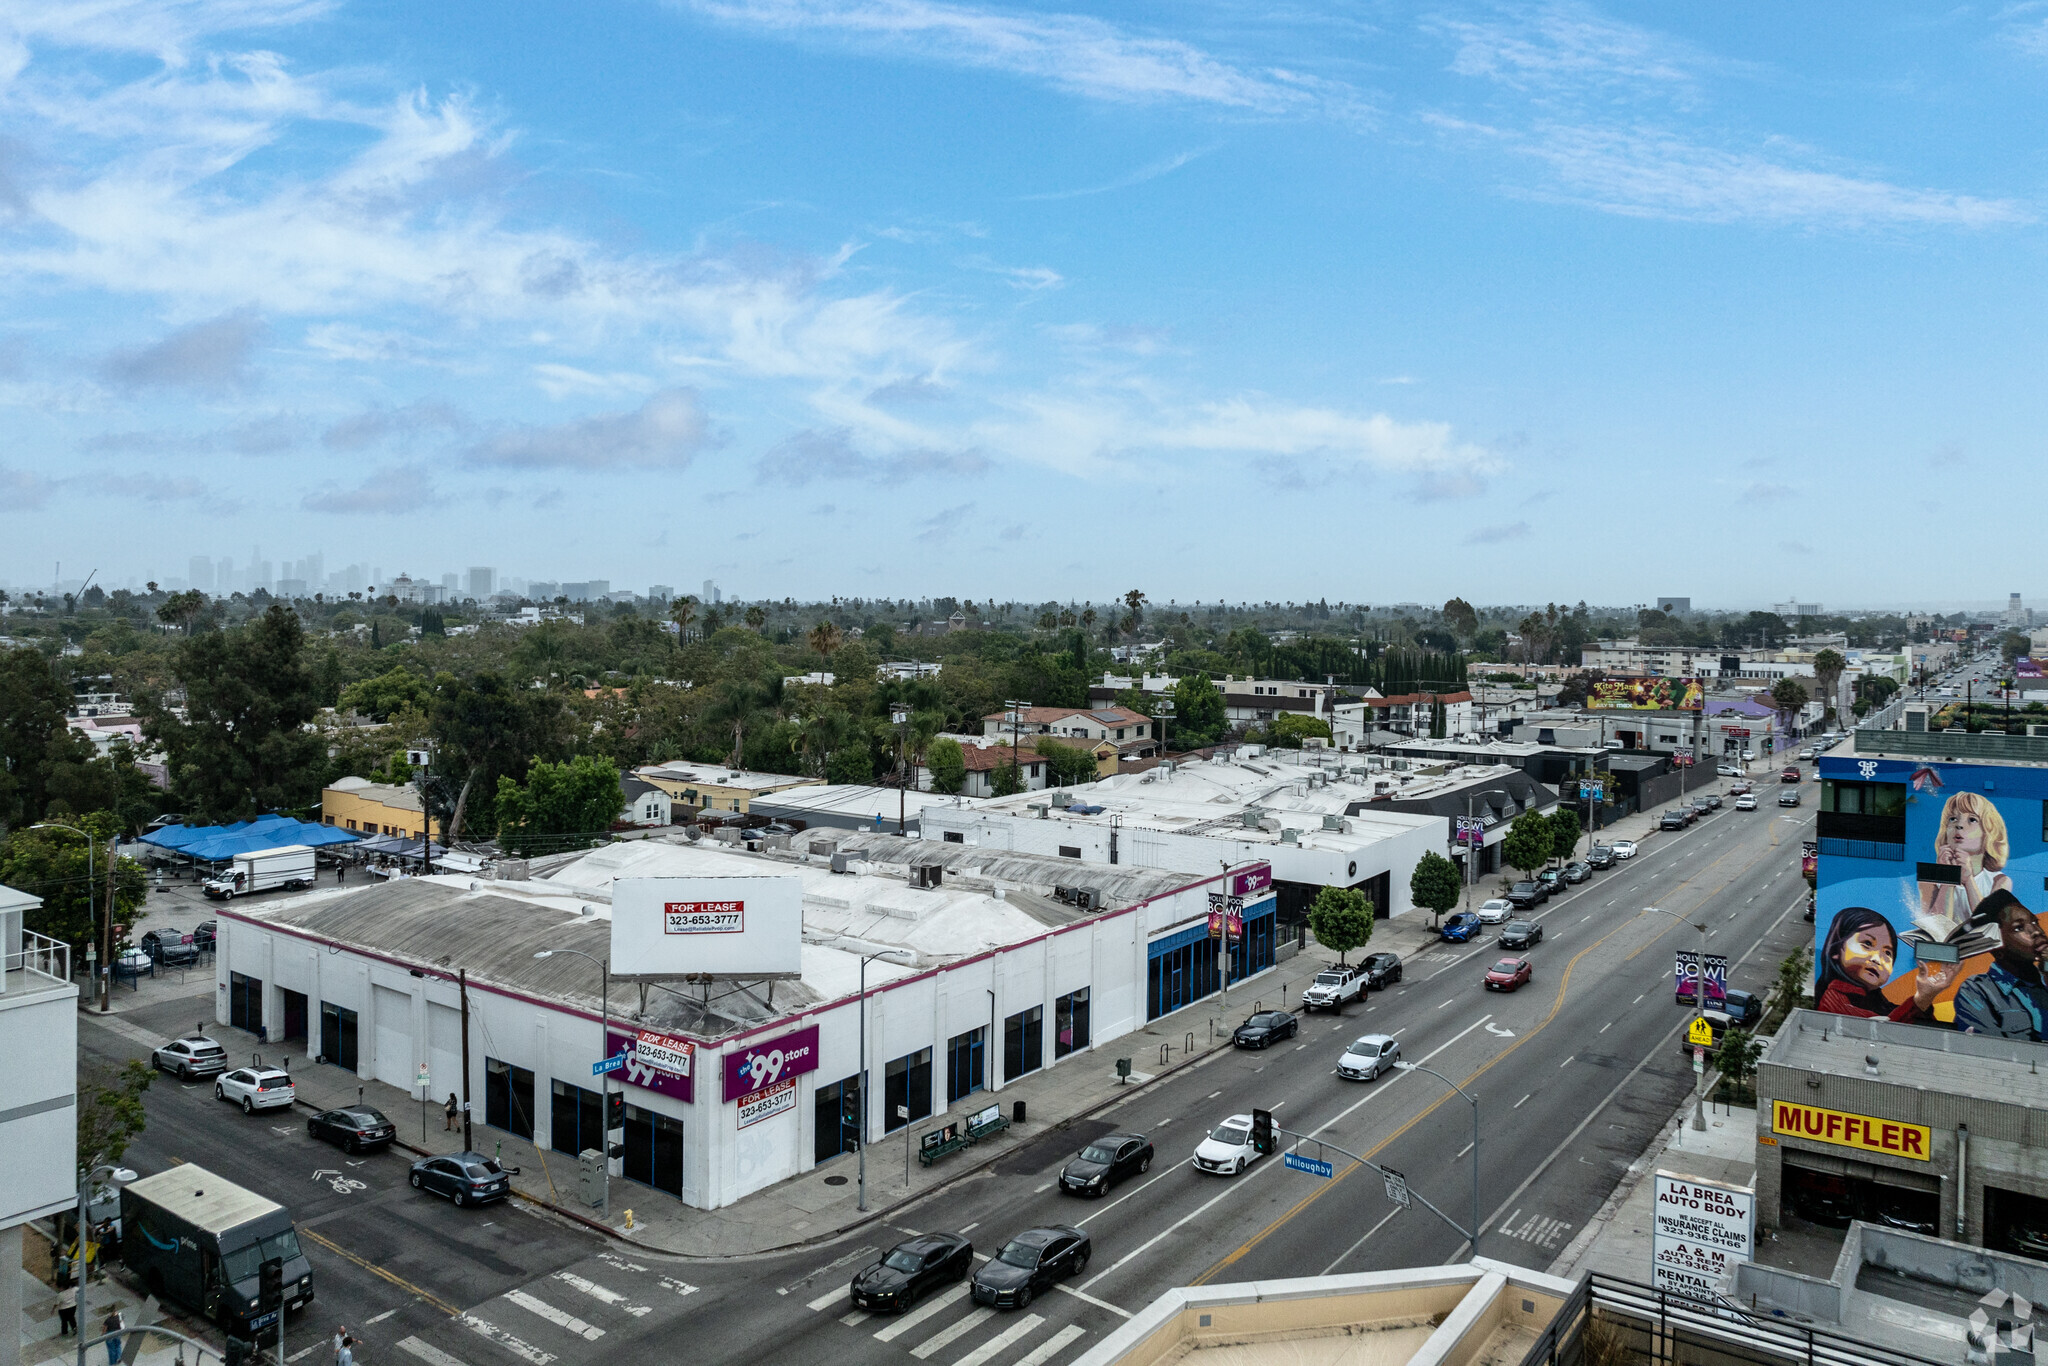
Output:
[4, 2, 2044, 601]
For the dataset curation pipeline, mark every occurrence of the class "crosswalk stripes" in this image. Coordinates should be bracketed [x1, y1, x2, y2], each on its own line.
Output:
[503, 1290, 604, 1341]
[949, 1314, 1043, 1366]
[1013, 1325, 1089, 1366]
[460, 1314, 556, 1366]
[552, 1271, 652, 1317]
[396, 1337, 471, 1366]
[872, 1285, 970, 1342]
[910, 1307, 996, 1359]
[808, 1287, 849, 1312]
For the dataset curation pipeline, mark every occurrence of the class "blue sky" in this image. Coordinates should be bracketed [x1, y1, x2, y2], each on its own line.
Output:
[4, 0, 2045, 606]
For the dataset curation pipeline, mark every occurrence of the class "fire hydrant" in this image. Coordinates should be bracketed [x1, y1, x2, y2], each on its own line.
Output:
[624, 1209, 635, 1230]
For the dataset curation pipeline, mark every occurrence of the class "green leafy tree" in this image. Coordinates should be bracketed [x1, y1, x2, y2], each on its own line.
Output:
[495, 754, 625, 856]
[925, 738, 966, 794]
[78, 1058, 154, 1174]
[1770, 677, 1810, 723]
[0, 819, 148, 962]
[1501, 811, 1553, 876]
[1441, 597, 1478, 640]
[826, 745, 874, 784]
[1267, 713, 1331, 748]
[430, 671, 552, 842]
[1713, 1027, 1764, 1098]
[154, 589, 208, 634]
[1409, 849, 1462, 926]
[338, 666, 433, 722]
[1307, 885, 1375, 963]
[1169, 672, 1228, 746]
[1548, 806, 1582, 861]
[1811, 649, 1846, 724]
[141, 605, 325, 821]
[0, 647, 74, 828]
[1035, 737, 1099, 786]
[990, 759, 1025, 796]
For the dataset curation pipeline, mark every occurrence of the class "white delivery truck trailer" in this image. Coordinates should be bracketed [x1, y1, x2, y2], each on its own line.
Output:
[203, 845, 317, 900]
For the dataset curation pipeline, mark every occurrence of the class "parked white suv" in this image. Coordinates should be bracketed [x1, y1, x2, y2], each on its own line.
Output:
[216, 1067, 295, 1114]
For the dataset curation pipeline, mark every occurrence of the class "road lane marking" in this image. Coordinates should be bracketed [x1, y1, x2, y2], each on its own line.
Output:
[1437, 999, 1455, 1009]
[872, 1285, 970, 1341]
[1056, 1283, 1131, 1317]
[459, 1317, 554, 1366]
[1319, 1204, 1402, 1275]
[552, 1272, 648, 1316]
[1014, 1325, 1088, 1366]
[912, 1308, 995, 1359]
[807, 1287, 848, 1312]
[950, 1314, 1045, 1366]
[288, 1347, 320, 1362]
[366, 1310, 398, 1325]
[1559, 1055, 1573, 1068]
[502, 1291, 602, 1340]
[300, 1228, 458, 1317]
[397, 1338, 471, 1366]
[1455, 1142, 1474, 1158]
[1033, 1182, 1054, 1193]
[1599, 1023, 1610, 1034]
[1207, 1091, 1221, 1099]
[840, 1309, 872, 1326]
[658, 1277, 699, 1298]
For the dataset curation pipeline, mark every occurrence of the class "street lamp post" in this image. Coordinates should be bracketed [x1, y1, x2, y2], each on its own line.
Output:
[74, 1163, 139, 1366]
[1459, 791, 1510, 913]
[857, 949, 912, 1212]
[34, 822, 110, 1012]
[1645, 906, 1712, 1131]
[533, 948, 612, 1216]
[1392, 1062, 1481, 1258]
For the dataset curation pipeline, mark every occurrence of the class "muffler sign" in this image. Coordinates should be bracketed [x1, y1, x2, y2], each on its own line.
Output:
[665, 900, 743, 934]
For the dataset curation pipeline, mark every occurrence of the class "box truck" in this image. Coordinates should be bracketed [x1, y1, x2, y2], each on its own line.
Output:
[121, 1164, 315, 1338]
[202, 845, 316, 900]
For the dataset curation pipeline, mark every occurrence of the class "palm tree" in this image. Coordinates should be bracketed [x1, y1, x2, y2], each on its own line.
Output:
[808, 621, 843, 663]
[745, 604, 767, 631]
[706, 679, 766, 769]
[669, 595, 698, 641]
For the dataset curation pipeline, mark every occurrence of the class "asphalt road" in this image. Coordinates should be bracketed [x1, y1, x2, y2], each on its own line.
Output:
[84, 764, 1819, 1366]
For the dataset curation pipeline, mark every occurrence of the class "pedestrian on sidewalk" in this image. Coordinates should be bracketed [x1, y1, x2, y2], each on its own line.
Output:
[57, 1277, 78, 1335]
[103, 1308, 125, 1365]
[444, 1093, 459, 1131]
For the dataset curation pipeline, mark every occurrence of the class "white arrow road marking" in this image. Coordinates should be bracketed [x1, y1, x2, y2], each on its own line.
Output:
[1484, 1023, 1515, 1037]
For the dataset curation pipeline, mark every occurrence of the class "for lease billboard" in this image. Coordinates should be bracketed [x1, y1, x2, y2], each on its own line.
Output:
[610, 875, 803, 979]
[1588, 677, 1705, 711]
[1813, 757, 2048, 1040]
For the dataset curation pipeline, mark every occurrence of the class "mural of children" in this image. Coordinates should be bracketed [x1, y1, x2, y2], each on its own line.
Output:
[1920, 792, 2013, 923]
[1816, 907, 1955, 1021]
[1951, 891, 2048, 1041]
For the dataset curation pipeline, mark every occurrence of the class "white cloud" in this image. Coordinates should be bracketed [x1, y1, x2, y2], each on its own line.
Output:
[302, 469, 438, 514]
[676, 0, 1330, 110]
[531, 363, 658, 400]
[99, 309, 265, 390]
[466, 388, 720, 470]
[1463, 520, 1530, 545]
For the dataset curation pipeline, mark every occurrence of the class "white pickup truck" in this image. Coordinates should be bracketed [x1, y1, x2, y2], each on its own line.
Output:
[1300, 963, 1369, 1013]
[202, 844, 317, 900]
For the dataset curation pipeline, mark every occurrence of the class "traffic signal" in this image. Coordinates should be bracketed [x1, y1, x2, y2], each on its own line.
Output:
[258, 1257, 284, 1313]
[605, 1091, 625, 1130]
[1250, 1108, 1275, 1155]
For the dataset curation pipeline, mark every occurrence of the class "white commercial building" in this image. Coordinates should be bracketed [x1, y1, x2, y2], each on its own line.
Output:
[212, 837, 1275, 1214]
[2, 883, 76, 1366]
[918, 753, 1442, 925]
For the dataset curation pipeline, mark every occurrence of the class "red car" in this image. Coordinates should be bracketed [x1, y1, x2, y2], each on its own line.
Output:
[1484, 958, 1532, 992]
[1780, 766, 1801, 783]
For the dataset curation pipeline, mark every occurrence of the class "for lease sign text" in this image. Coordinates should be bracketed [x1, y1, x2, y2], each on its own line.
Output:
[665, 900, 744, 934]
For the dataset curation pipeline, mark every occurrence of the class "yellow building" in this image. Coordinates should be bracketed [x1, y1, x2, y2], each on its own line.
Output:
[322, 776, 442, 840]
[633, 763, 822, 815]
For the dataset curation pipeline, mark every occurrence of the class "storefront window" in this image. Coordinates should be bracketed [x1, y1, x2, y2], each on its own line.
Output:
[622, 1104, 684, 1197]
[814, 1075, 862, 1163]
[1003, 1006, 1043, 1081]
[1054, 989, 1090, 1058]
[230, 972, 264, 1035]
[1146, 904, 1278, 1021]
[551, 1079, 603, 1157]
[946, 1027, 986, 1103]
[319, 1002, 357, 1071]
[883, 1048, 932, 1132]
[485, 1057, 534, 1140]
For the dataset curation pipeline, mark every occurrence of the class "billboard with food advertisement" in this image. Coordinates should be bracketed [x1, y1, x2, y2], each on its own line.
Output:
[1812, 757, 2048, 1039]
[1588, 677, 1705, 711]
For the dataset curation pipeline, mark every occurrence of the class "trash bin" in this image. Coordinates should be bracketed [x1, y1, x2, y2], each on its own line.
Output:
[1012, 1100, 1026, 1125]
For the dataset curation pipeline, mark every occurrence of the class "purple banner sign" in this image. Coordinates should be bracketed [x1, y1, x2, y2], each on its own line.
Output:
[607, 1027, 695, 1103]
[723, 1023, 821, 1103]
[1229, 863, 1272, 898]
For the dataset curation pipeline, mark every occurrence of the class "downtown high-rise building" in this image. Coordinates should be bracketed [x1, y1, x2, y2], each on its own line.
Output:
[467, 566, 495, 599]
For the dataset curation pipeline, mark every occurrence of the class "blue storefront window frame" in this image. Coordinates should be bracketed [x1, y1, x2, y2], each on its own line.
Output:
[1145, 897, 1276, 1021]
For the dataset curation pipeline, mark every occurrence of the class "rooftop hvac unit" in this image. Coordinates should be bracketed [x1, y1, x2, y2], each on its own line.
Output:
[1240, 809, 1263, 829]
[830, 850, 869, 874]
[1280, 828, 1300, 845]
[1050, 790, 1072, 808]
[909, 864, 944, 889]
[1074, 888, 1099, 912]
[1322, 814, 1345, 831]
[1029, 803, 1050, 818]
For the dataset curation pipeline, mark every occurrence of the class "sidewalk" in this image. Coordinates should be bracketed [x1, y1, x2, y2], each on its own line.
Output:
[259, 918, 1454, 1261]
[15, 1224, 207, 1366]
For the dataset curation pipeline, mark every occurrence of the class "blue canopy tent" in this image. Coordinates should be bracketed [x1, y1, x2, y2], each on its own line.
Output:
[142, 816, 358, 863]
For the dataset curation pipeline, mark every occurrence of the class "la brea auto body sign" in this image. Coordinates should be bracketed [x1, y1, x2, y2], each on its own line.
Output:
[1650, 1172, 1753, 1296]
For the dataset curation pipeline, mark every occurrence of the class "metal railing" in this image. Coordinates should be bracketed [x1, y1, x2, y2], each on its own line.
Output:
[1854, 729, 2048, 763]
[5, 928, 70, 984]
[1516, 1273, 1954, 1366]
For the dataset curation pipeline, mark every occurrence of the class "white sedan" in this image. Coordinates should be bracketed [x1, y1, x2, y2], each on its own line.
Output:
[1190, 1114, 1262, 1176]
[1476, 898, 1515, 924]
[216, 1067, 295, 1114]
[1610, 839, 1639, 859]
[1735, 793, 1758, 810]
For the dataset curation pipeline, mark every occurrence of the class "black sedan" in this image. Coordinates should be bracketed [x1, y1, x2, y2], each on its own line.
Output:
[1505, 881, 1548, 909]
[1499, 920, 1544, 950]
[849, 1233, 973, 1313]
[1060, 1133, 1154, 1196]
[1360, 952, 1403, 988]
[1585, 846, 1616, 869]
[1232, 1010, 1298, 1049]
[140, 928, 200, 966]
[408, 1151, 510, 1206]
[308, 1106, 397, 1153]
[970, 1227, 1090, 1310]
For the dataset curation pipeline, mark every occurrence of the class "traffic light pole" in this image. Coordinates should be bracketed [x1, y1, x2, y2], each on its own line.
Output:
[1264, 1116, 1475, 1247]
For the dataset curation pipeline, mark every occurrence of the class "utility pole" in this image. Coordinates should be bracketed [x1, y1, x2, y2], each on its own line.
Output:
[1647, 907, 1711, 1131]
[459, 968, 473, 1151]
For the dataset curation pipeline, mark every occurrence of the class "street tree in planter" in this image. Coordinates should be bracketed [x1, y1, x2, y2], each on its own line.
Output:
[1547, 806, 1582, 863]
[1409, 850, 1462, 926]
[1308, 886, 1375, 963]
[1501, 811, 1553, 879]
